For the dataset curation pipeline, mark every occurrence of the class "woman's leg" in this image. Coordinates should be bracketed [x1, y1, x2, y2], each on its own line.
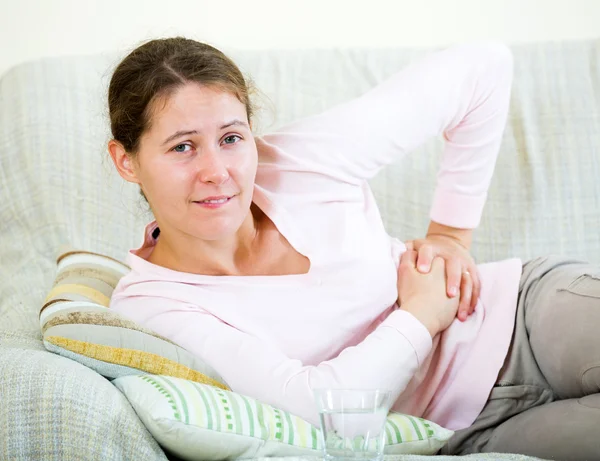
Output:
[442, 255, 600, 460]
[481, 256, 600, 460]
[524, 259, 600, 399]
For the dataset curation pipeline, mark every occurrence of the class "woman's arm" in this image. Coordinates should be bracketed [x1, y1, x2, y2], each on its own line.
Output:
[113, 297, 433, 426]
[263, 42, 513, 230]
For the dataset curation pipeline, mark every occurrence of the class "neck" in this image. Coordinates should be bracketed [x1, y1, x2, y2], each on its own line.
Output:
[149, 203, 264, 275]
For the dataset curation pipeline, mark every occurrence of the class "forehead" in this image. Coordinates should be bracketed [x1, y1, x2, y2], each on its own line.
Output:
[148, 83, 247, 135]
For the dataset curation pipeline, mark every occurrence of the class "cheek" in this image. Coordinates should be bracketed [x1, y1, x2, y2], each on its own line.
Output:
[140, 162, 194, 199]
[228, 149, 258, 184]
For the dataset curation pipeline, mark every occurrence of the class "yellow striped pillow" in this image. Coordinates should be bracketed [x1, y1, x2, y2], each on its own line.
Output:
[40, 248, 228, 389]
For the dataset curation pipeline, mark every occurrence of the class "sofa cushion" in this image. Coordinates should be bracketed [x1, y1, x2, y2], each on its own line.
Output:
[113, 374, 454, 460]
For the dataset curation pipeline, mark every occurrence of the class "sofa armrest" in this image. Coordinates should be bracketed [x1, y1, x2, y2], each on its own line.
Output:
[0, 343, 168, 461]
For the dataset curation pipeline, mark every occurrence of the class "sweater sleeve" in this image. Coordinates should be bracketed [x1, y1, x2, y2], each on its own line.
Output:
[261, 42, 513, 228]
[111, 296, 432, 426]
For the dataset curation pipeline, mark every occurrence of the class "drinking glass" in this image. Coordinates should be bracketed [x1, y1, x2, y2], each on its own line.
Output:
[312, 389, 392, 461]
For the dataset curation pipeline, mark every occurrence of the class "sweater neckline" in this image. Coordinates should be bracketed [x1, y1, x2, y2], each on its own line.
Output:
[127, 184, 318, 285]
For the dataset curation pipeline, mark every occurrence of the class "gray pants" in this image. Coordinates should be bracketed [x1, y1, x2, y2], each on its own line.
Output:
[439, 255, 600, 461]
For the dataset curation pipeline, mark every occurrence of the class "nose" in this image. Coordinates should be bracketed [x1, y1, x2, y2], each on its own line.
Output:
[197, 149, 229, 185]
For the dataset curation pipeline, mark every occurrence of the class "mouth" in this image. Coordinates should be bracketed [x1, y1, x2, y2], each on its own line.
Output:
[193, 195, 234, 208]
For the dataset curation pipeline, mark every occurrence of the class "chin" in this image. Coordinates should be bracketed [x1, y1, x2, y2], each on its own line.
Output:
[191, 220, 243, 242]
[200, 230, 238, 241]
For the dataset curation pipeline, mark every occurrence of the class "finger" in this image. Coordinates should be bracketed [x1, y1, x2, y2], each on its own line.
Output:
[445, 258, 462, 298]
[399, 249, 418, 268]
[404, 240, 414, 251]
[458, 271, 473, 321]
[469, 267, 481, 311]
[430, 255, 446, 272]
[416, 244, 434, 273]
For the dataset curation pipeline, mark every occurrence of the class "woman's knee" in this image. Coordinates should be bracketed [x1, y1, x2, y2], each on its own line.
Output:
[483, 395, 600, 460]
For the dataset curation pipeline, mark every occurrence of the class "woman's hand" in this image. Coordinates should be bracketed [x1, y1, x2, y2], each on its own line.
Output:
[404, 235, 480, 322]
[397, 250, 460, 337]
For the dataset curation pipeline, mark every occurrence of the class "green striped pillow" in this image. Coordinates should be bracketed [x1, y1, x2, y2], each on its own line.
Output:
[113, 374, 454, 460]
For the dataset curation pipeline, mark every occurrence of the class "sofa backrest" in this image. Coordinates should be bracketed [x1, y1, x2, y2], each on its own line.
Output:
[1, 40, 599, 330]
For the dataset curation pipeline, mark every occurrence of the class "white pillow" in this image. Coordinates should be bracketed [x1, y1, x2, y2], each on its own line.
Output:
[113, 375, 454, 460]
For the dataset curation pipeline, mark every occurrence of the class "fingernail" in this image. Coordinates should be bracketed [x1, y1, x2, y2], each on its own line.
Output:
[419, 265, 428, 272]
[449, 287, 458, 296]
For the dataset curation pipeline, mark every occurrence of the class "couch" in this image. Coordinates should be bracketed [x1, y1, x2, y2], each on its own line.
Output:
[2, 37, 599, 460]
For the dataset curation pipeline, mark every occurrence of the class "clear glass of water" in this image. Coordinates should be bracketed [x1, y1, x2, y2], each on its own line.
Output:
[312, 389, 393, 461]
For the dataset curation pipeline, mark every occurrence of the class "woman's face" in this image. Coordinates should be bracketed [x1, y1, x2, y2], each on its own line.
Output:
[114, 83, 258, 242]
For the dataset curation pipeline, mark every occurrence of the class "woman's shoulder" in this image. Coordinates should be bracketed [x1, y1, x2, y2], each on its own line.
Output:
[109, 262, 209, 325]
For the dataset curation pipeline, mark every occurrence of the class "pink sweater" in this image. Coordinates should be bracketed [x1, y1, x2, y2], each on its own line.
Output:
[110, 42, 522, 431]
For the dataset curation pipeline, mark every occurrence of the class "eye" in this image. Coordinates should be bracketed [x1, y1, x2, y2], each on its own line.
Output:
[172, 143, 192, 153]
[222, 135, 241, 145]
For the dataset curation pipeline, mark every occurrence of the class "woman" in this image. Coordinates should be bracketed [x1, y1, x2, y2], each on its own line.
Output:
[108, 37, 600, 459]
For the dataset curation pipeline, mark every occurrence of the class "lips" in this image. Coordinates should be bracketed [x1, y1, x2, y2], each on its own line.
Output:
[193, 195, 235, 208]
[197, 197, 230, 204]
[194, 194, 232, 203]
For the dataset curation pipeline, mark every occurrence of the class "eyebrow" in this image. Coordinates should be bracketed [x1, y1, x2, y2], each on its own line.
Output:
[161, 119, 249, 146]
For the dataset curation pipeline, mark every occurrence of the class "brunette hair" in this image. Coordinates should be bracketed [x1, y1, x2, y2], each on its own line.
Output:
[108, 37, 256, 155]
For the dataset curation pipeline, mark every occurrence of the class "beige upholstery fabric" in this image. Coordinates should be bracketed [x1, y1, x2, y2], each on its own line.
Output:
[251, 456, 546, 461]
[3, 39, 598, 460]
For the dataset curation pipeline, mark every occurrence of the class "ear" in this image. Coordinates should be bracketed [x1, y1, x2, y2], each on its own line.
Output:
[108, 140, 140, 184]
